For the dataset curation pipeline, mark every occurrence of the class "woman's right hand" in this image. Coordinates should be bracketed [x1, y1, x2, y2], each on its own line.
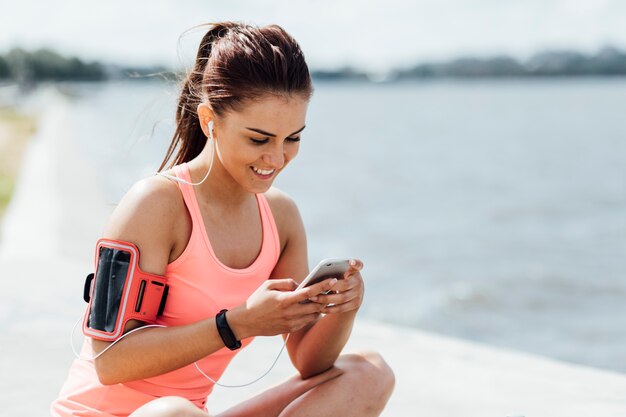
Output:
[228, 278, 339, 339]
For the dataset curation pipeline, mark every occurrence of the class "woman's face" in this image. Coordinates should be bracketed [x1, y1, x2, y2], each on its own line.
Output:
[208, 94, 309, 194]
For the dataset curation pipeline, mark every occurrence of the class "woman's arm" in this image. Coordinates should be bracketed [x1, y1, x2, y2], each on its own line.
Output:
[90, 177, 228, 385]
[95, 278, 332, 385]
[93, 318, 232, 385]
[263, 189, 365, 379]
[283, 263, 363, 379]
[91, 178, 331, 385]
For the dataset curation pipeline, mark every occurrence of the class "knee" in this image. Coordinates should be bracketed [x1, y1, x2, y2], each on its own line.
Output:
[341, 350, 395, 401]
[130, 396, 201, 417]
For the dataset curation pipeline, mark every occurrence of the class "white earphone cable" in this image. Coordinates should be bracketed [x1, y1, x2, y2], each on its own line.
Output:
[193, 333, 291, 388]
[155, 120, 216, 186]
[70, 315, 166, 361]
[70, 313, 290, 388]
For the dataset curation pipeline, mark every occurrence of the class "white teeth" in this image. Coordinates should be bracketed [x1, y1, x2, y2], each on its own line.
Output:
[252, 167, 275, 175]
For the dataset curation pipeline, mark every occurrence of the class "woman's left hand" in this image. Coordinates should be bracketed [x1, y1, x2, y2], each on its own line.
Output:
[310, 259, 364, 314]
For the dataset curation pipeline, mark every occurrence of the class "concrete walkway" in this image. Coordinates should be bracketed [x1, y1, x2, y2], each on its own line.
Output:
[2, 88, 626, 417]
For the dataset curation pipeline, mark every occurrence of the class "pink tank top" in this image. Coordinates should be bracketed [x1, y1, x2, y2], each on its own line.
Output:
[51, 162, 281, 416]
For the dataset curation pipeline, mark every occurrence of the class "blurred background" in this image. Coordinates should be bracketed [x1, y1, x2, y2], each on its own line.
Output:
[1, 0, 625, 379]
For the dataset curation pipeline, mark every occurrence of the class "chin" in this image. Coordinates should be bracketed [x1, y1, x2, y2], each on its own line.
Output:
[246, 168, 281, 193]
[249, 181, 274, 194]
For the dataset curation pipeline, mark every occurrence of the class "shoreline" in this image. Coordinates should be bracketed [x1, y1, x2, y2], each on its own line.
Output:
[2, 86, 626, 416]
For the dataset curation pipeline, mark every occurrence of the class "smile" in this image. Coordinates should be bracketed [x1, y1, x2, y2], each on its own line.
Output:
[252, 166, 275, 175]
[250, 166, 276, 179]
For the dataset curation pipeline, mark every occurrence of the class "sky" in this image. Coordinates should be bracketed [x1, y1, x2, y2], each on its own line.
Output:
[1, 0, 625, 74]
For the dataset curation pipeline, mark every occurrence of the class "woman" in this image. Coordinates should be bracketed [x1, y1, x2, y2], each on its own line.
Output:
[51, 21, 395, 417]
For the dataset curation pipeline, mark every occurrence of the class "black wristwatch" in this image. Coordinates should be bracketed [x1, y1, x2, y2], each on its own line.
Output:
[215, 309, 241, 350]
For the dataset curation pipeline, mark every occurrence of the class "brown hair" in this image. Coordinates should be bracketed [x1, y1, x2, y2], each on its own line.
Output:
[157, 21, 314, 172]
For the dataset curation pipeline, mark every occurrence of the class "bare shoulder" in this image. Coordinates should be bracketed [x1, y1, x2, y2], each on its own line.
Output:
[104, 174, 182, 239]
[264, 187, 302, 227]
[102, 173, 184, 275]
[264, 187, 306, 253]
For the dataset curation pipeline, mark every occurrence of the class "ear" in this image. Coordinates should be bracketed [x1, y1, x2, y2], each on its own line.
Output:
[197, 102, 216, 138]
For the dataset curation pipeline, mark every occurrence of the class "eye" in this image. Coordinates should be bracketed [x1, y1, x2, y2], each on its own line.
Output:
[249, 136, 301, 145]
[249, 138, 269, 145]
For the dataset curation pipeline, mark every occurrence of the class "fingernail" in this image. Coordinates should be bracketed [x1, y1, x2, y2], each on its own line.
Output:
[350, 259, 356, 266]
[310, 296, 319, 302]
[330, 278, 338, 286]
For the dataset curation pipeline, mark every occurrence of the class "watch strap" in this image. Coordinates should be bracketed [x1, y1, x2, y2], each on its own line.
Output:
[215, 309, 241, 350]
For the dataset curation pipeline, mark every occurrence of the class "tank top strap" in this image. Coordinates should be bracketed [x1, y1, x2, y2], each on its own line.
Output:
[171, 162, 205, 241]
[255, 192, 281, 265]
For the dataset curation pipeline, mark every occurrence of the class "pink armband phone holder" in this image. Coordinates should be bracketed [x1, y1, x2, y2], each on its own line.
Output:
[82, 238, 169, 341]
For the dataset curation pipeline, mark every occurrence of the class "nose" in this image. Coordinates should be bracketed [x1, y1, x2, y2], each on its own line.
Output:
[262, 144, 285, 169]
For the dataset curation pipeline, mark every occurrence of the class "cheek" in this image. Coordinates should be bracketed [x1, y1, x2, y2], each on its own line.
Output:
[284, 144, 300, 165]
[221, 143, 253, 168]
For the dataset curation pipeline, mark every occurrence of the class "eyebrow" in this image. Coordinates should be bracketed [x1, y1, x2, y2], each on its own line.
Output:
[245, 125, 306, 137]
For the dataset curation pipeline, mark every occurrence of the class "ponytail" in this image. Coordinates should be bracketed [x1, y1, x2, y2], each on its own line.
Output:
[158, 22, 233, 171]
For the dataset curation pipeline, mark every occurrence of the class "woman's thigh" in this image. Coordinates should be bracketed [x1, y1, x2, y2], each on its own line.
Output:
[129, 396, 211, 417]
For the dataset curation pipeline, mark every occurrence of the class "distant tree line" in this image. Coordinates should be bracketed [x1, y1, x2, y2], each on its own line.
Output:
[0, 47, 174, 85]
[0, 48, 106, 82]
[392, 46, 626, 80]
[1, 45, 626, 85]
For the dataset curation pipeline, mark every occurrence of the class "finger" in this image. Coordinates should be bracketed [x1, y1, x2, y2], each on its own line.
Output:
[329, 275, 359, 292]
[342, 259, 363, 279]
[288, 278, 339, 304]
[321, 299, 359, 314]
[266, 278, 299, 291]
[348, 258, 363, 272]
[291, 301, 325, 316]
[312, 287, 359, 306]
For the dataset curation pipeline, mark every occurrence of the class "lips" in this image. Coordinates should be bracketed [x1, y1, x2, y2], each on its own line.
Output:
[250, 166, 275, 180]
[251, 166, 275, 175]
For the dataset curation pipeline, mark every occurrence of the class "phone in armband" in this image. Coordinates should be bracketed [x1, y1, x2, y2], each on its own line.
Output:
[82, 238, 169, 341]
[297, 258, 352, 303]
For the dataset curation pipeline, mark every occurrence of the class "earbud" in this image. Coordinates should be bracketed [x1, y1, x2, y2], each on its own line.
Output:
[208, 120, 214, 136]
